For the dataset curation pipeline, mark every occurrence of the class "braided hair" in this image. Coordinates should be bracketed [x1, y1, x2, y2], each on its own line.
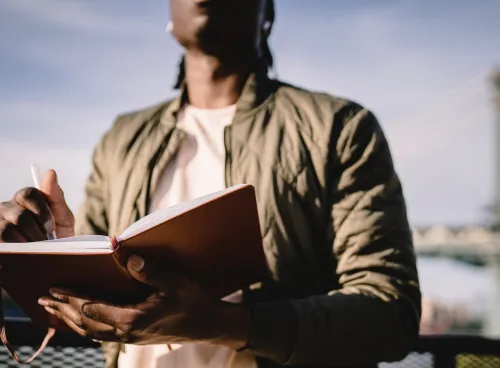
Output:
[174, 0, 275, 89]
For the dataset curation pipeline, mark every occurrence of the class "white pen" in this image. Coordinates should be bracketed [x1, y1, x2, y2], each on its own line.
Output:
[30, 165, 57, 240]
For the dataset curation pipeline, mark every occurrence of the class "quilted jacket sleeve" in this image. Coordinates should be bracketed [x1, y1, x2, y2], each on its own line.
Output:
[74, 130, 110, 237]
[247, 106, 421, 366]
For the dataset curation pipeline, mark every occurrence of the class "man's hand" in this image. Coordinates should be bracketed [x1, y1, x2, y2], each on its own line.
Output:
[38, 255, 251, 349]
[0, 170, 74, 242]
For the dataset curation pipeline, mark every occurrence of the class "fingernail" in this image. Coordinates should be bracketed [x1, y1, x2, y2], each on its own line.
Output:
[128, 255, 145, 272]
[52, 170, 58, 185]
[44, 307, 56, 315]
[44, 220, 54, 235]
[38, 298, 49, 307]
[49, 288, 62, 298]
[81, 304, 90, 317]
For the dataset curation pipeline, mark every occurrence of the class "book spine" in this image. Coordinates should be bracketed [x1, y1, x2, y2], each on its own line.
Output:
[110, 235, 120, 250]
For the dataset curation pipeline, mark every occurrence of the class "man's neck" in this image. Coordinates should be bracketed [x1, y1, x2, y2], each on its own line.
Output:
[183, 51, 255, 109]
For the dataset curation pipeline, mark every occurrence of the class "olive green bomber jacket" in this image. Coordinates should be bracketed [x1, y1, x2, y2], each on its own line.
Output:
[75, 71, 421, 367]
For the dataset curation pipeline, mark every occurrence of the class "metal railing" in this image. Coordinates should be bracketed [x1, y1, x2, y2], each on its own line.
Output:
[1, 319, 500, 367]
[0, 318, 103, 367]
[382, 335, 500, 368]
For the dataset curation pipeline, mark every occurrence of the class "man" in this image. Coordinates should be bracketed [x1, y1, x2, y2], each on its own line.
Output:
[0, 0, 421, 367]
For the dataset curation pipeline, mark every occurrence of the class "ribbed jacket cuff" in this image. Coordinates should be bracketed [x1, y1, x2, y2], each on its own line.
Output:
[245, 300, 297, 364]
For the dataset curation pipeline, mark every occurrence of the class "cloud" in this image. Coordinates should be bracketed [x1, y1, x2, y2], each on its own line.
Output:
[270, 1, 499, 225]
[0, 0, 178, 106]
[0, 0, 160, 36]
[388, 73, 495, 225]
[0, 0, 499, 226]
[386, 71, 491, 164]
[0, 102, 116, 149]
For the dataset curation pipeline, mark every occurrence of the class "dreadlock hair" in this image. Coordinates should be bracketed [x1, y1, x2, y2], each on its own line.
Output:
[173, 0, 275, 89]
[174, 56, 186, 90]
[260, 0, 275, 73]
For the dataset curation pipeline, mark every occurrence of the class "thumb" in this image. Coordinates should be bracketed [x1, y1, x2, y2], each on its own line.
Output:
[127, 255, 194, 297]
[40, 169, 75, 238]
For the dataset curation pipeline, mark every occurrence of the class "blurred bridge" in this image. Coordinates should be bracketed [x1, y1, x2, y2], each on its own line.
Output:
[412, 225, 500, 339]
[413, 225, 500, 260]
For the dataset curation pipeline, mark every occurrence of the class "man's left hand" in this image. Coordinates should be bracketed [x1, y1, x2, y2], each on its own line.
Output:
[38, 255, 251, 349]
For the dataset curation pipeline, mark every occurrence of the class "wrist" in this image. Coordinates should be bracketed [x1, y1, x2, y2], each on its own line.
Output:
[208, 301, 251, 350]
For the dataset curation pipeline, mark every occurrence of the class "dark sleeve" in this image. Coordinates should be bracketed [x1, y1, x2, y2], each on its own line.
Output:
[246, 107, 421, 366]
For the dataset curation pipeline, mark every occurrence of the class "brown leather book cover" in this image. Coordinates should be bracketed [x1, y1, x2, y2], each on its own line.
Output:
[0, 185, 267, 332]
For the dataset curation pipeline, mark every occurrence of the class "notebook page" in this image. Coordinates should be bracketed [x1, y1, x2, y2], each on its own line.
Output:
[119, 184, 246, 241]
[0, 235, 111, 254]
[47, 235, 110, 243]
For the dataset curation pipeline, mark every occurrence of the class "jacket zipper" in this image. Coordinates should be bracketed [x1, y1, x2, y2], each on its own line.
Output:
[224, 125, 232, 188]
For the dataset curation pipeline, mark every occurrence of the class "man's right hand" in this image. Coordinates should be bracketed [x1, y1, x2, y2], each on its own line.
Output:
[0, 170, 74, 243]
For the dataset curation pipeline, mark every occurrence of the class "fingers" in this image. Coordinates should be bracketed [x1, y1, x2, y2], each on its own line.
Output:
[0, 200, 46, 241]
[0, 187, 54, 243]
[40, 170, 63, 205]
[0, 220, 27, 242]
[127, 255, 175, 291]
[80, 301, 141, 335]
[38, 294, 121, 342]
[44, 306, 87, 336]
[40, 170, 75, 239]
[40, 296, 88, 331]
[0, 171, 75, 242]
[45, 288, 141, 342]
[14, 187, 55, 233]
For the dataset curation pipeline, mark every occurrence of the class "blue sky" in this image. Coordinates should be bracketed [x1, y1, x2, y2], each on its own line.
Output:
[0, 0, 499, 226]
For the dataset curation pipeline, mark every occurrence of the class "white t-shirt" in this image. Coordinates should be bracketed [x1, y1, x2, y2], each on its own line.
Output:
[118, 104, 257, 368]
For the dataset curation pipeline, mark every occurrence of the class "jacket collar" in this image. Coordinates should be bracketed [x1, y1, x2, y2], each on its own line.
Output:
[160, 67, 276, 128]
[130, 69, 276, 222]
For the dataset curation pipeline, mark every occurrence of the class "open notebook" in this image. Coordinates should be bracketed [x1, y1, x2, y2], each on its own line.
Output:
[0, 185, 254, 254]
[0, 184, 267, 363]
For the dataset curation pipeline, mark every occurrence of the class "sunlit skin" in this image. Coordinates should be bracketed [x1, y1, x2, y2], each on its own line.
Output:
[38, 254, 251, 349]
